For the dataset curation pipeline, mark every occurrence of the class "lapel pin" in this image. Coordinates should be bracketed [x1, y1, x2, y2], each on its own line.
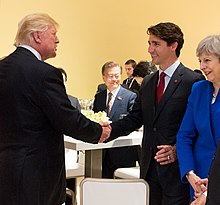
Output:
[174, 80, 178, 84]
[117, 96, 122, 100]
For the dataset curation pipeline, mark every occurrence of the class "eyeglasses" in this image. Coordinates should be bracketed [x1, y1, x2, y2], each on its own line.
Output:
[105, 74, 121, 80]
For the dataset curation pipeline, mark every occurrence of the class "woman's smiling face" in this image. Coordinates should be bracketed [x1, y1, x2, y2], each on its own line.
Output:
[199, 52, 220, 84]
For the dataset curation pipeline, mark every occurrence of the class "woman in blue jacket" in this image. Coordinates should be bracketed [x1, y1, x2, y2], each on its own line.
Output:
[176, 34, 220, 202]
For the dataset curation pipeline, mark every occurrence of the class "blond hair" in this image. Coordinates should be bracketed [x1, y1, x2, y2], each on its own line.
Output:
[14, 13, 59, 47]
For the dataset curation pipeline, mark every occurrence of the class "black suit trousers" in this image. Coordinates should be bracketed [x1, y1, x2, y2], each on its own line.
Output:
[145, 157, 190, 205]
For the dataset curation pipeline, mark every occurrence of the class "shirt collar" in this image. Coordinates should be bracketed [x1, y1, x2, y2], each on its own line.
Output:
[159, 59, 180, 78]
[19, 45, 42, 60]
[107, 85, 120, 97]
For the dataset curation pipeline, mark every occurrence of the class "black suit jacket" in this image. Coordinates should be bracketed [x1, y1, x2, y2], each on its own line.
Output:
[110, 63, 205, 195]
[206, 141, 220, 204]
[0, 47, 102, 205]
[123, 77, 140, 94]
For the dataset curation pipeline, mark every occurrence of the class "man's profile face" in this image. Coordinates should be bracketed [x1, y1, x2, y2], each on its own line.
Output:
[148, 34, 175, 69]
[38, 24, 59, 61]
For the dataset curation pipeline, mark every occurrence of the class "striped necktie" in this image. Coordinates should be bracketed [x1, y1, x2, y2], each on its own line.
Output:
[106, 92, 113, 117]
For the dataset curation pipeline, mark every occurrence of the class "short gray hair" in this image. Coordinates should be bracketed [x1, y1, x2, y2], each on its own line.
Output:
[101, 61, 122, 75]
[14, 13, 59, 47]
[196, 34, 220, 59]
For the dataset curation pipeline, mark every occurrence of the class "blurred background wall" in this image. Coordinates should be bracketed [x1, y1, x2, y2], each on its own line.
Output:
[1, 0, 219, 99]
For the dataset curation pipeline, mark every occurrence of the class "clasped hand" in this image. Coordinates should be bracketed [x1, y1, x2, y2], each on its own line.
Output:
[154, 145, 177, 165]
[190, 178, 208, 205]
[99, 121, 112, 143]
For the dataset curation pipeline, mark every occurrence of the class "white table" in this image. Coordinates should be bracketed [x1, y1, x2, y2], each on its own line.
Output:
[64, 131, 143, 178]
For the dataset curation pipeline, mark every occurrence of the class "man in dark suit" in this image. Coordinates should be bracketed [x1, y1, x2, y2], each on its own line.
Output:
[0, 13, 109, 205]
[93, 61, 138, 178]
[107, 22, 205, 204]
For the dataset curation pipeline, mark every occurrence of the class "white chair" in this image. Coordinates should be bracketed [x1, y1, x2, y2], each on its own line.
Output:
[80, 178, 149, 205]
[114, 166, 140, 179]
[65, 149, 85, 205]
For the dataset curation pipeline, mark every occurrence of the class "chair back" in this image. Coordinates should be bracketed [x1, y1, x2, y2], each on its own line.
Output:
[80, 178, 149, 205]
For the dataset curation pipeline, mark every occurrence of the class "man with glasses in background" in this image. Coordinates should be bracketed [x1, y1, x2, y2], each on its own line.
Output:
[93, 61, 139, 178]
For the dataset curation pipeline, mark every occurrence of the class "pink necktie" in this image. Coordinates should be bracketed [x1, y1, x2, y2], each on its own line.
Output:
[157, 72, 166, 103]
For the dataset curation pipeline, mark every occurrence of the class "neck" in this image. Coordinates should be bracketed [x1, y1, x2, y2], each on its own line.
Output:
[159, 56, 178, 70]
[213, 84, 220, 97]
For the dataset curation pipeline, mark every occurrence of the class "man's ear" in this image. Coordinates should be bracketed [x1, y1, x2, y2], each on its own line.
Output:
[32, 31, 41, 43]
[171, 42, 178, 51]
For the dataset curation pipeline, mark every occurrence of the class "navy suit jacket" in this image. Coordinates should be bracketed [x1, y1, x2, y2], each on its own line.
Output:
[0, 47, 102, 205]
[110, 63, 205, 195]
[93, 86, 138, 166]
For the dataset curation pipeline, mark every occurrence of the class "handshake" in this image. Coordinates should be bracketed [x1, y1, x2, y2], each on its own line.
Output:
[99, 121, 112, 143]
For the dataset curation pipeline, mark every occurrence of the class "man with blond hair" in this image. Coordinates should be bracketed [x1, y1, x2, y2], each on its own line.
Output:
[0, 13, 109, 205]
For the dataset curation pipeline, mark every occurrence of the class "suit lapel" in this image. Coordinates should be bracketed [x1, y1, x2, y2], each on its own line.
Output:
[140, 72, 158, 123]
[206, 83, 218, 148]
[109, 87, 123, 118]
[154, 65, 183, 121]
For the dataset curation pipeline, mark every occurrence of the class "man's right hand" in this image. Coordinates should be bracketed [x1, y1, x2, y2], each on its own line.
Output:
[99, 122, 112, 143]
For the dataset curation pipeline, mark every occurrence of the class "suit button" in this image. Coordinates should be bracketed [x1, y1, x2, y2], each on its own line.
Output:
[153, 128, 157, 132]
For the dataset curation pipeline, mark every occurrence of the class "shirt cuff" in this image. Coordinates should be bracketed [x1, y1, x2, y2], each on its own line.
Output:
[203, 191, 207, 196]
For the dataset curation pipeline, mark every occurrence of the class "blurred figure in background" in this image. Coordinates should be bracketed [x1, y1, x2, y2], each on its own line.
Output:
[194, 68, 204, 75]
[57, 67, 81, 111]
[122, 59, 140, 93]
[57, 67, 81, 205]
[93, 61, 138, 178]
[96, 83, 107, 93]
[133, 60, 157, 86]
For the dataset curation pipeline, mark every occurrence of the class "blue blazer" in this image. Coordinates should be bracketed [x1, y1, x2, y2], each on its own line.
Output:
[177, 80, 220, 184]
[93, 86, 138, 166]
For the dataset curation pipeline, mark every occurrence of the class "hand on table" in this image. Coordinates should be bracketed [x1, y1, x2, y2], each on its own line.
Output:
[154, 145, 177, 165]
[99, 121, 112, 143]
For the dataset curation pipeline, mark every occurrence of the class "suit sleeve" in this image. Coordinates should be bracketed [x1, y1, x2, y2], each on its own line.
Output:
[39, 68, 102, 143]
[176, 84, 198, 183]
[127, 92, 137, 112]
